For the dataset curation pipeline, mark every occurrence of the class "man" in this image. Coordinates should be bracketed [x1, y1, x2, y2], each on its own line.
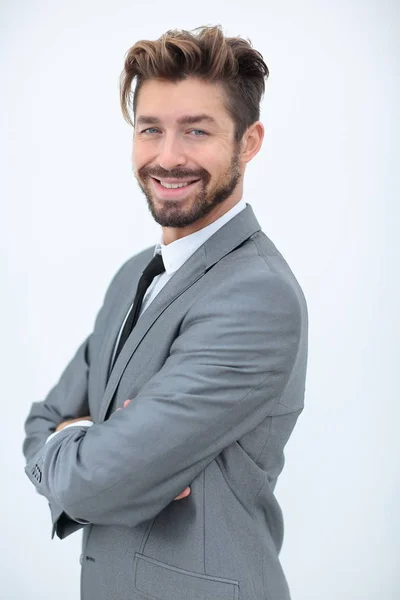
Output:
[23, 25, 308, 600]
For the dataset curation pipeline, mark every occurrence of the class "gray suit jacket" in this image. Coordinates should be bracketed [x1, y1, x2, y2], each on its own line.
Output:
[23, 203, 308, 600]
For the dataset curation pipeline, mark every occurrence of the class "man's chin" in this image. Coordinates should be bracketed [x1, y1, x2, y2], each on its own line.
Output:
[150, 206, 193, 228]
[150, 193, 191, 213]
[147, 194, 209, 228]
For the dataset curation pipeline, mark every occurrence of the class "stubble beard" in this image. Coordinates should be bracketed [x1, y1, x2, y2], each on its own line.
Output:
[135, 151, 242, 228]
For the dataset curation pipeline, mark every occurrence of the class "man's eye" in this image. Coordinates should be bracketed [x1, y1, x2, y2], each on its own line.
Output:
[141, 127, 160, 134]
[190, 129, 207, 136]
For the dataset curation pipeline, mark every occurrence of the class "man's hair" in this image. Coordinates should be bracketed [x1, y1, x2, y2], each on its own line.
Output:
[120, 25, 269, 142]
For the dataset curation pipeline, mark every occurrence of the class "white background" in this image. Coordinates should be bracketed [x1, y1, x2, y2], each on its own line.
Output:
[1, 1, 398, 598]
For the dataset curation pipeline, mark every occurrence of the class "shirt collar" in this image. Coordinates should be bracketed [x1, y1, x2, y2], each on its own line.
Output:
[153, 198, 247, 274]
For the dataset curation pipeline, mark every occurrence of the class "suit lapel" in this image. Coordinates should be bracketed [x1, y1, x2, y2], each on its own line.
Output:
[98, 203, 261, 422]
[95, 249, 153, 408]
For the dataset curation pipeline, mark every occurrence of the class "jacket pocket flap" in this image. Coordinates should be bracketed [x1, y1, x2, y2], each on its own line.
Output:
[133, 552, 239, 600]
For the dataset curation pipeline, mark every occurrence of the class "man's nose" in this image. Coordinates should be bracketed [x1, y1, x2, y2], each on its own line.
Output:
[157, 134, 187, 171]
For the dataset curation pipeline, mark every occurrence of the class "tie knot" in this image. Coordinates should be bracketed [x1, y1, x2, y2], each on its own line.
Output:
[142, 252, 165, 280]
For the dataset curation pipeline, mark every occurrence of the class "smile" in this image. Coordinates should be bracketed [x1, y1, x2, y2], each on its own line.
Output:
[150, 177, 201, 200]
[152, 177, 200, 187]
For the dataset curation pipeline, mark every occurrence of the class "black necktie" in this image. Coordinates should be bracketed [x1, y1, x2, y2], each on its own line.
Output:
[112, 252, 165, 367]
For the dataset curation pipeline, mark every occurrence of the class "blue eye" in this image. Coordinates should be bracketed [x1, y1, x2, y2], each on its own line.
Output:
[141, 127, 160, 134]
[190, 129, 207, 136]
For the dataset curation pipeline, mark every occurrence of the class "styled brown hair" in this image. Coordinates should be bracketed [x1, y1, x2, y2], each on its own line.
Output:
[120, 25, 269, 142]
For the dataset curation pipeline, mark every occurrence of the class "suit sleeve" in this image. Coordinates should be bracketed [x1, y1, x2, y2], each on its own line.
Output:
[24, 266, 303, 531]
[22, 335, 93, 537]
[23, 336, 92, 463]
[22, 255, 138, 538]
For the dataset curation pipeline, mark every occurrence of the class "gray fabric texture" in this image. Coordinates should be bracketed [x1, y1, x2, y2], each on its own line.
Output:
[23, 203, 308, 600]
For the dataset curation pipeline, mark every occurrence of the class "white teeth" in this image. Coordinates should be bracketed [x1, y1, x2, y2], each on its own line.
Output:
[159, 180, 191, 189]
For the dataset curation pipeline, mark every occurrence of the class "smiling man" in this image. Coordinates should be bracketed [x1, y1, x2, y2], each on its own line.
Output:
[23, 25, 308, 600]
[133, 78, 247, 240]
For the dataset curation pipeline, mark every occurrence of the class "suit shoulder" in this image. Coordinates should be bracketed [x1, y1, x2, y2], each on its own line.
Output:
[206, 231, 308, 318]
[247, 231, 308, 311]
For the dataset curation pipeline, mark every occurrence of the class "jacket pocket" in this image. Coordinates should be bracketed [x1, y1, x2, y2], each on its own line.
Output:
[133, 552, 239, 600]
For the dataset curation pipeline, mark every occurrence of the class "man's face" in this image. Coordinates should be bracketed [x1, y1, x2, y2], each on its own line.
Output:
[132, 77, 242, 233]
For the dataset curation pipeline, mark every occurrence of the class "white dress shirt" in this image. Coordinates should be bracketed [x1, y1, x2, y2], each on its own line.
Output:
[46, 198, 247, 444]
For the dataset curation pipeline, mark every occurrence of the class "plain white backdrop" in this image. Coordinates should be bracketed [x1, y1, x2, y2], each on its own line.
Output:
[1, 1, 398, 598]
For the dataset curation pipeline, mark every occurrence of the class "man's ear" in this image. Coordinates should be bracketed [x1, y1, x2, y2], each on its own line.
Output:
[239, 121, 265, 164]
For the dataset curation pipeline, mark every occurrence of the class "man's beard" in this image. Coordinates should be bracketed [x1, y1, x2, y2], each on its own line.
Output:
[135, 151, 241, 228]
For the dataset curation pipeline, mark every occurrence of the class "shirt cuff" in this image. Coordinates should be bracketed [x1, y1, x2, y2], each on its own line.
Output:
[46, 421, 93, 444]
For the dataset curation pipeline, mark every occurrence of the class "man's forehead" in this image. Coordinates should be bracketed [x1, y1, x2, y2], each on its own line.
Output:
[135, 78, 230, 122]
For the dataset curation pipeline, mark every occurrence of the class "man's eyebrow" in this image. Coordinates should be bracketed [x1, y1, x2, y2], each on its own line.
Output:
[177, 114, 217, 126]
[136, 116, 160, 126]
[135, 114, 217, 126]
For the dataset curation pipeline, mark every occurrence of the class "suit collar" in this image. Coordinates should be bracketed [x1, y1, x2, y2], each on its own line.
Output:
[155, 198, 247, 275]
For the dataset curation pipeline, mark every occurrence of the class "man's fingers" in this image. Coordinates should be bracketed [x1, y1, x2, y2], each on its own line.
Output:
[56, 416, 92, 431]
[174, 487, 191, 500]
[117, 400, 132, 412]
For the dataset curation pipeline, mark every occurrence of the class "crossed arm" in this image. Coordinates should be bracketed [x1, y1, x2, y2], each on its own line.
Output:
[23, 267, 301, 537]
[54, 402, 191, 502]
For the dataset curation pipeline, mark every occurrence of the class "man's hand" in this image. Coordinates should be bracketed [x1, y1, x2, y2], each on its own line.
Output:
[173, 487, 191, 500]
[55, 416, 93, 432]
[117, 399, 191, 502]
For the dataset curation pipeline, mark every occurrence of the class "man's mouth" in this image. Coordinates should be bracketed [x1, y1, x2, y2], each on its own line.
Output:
[150, 177, 201, 189]
[148, 176, 202, 200]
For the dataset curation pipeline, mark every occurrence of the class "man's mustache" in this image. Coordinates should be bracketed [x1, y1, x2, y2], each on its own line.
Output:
[138, 166, 211, 182]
